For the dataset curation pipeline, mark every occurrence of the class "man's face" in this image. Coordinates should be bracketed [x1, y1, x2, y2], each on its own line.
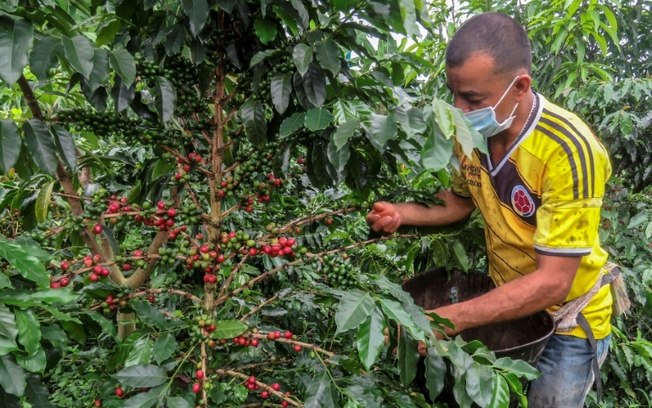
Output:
[446, 51, 517, 121]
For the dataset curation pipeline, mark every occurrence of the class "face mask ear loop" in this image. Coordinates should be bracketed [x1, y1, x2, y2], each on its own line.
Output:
[493, 76, 520, 110]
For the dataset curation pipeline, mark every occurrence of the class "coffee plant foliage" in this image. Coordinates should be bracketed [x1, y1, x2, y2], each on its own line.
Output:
[0, 0, 542, 407]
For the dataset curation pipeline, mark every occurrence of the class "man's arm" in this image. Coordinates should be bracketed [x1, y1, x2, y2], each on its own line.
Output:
[431, 254, 581, 334]
[366, 190, 476, 233]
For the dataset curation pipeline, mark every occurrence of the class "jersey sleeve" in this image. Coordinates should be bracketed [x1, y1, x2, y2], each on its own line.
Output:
[533, 135, 611, 256]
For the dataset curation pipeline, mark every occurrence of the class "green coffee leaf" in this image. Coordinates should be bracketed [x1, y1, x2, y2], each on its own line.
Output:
[23, 119, 58, 176]
[0, 355, 26, 396]
[0, 15, 33, 85]
[114, 364, 167, 388]
[293, 43, 313, 76]
[356, 307, 385, 370]
[110, 49, 136, 88]
[15, 309, 40, 355]
[62, 34, 94, 79]
[214, 320, 248, 339]
[0, 120, 21, 173]
[335, 291, 375, 334]
[305, 107, 333, 131]
[304, 371, 336, 408]
[271, 72, 292, 114]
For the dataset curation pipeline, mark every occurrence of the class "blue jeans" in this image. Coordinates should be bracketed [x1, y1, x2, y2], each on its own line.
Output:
[527, 333, 611, 407]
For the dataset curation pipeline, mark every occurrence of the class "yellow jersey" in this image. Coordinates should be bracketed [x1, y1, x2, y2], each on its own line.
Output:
[451, 93, 613, 339]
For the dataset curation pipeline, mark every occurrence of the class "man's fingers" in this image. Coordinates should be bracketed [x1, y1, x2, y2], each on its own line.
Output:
[372, 215, 397, 233]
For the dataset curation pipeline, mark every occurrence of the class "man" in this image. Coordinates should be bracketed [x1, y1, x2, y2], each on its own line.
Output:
[366, 12, 612, 407]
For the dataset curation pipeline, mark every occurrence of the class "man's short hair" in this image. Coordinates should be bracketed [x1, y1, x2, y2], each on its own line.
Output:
[446, 13, 532, 75]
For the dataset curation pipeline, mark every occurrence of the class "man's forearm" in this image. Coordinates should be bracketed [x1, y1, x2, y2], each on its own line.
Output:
[395, 190, 475, 227]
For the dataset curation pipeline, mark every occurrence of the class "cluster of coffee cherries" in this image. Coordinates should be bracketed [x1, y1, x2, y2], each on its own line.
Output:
[243, 375, 290, 406]
[173, 152, 204, 184]
[190, 315, 219, 344]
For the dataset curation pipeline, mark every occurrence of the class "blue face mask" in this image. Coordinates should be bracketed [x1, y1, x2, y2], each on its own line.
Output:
[464, 76, 519, 138]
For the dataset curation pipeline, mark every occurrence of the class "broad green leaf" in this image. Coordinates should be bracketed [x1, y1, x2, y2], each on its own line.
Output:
[315, 38, 340, 75]
[43, 307, 80, 324]
[365, 113, 396, 151]
[62, 35, 94, 79]
[114, 364, 168, 388]
[0, 15, 33, 85]
[111, 77, 135, 112]
[23, 119, 59, 176]
[88, 48, 109, 92]
[35, 181, 55, 224]
[332, 120, 359, 150]
[305, 107, 333, 131]
[0, 120, 21, 172]
[85, 311, 117, 340]
[182, 0, 209, 36]
[452, 240, 470, 271]
[249, 49, 279, 67]
[398, 0, 419, 37]
[110, 49, 136, 88]
[378, 298, 424, 341]
[293, 43, 313, 76]
[0, 304, 18, 355]
[271, 72, 292, 114]
[421, 127, 453, 172]
[334, 291, 375, 334]
[452, 374, 474, 408]
[304, 371, 336, 408]
[130, 300, 177, 329]
[290, 0, 309, 28]
[493, 357, 539, 380]
[166, 396, 191, 408]
[279, 112, 305, 139]
[397, 329, 419, 385]
[52, 126, 77, 171]
[150, 159, 174, 181]
[465, 362, 495, 406]
[14, 309, 40, 355]
[627, 212, 648, 229]
[395, 107, 427, 138]
[356, 307, 385, 370]
[0, 236, 48, 288]
[370, 275, 415, 305]
[239, 98, 267, 147]
[432, 98, 455, 139]
[214, 320, 248, 339]
[29, 36, 61, 81]
[125, 336, 153, 367]
[327, 137, 349, 182]
[453, 108, 486, 156]
[0, 273, 11, 290]
[0, 355, 26, 396]
[424, 347, 447, 401]
[253, 18, 277, 44]
[15, 346, 46, 372]
[121, 386, 161, 408]
[96, 17, 121, 47]
[333, 100, 372, 124]
[154, 76, 177, 124]
[0, 288, 78, 307]
[152, 333, 177, 364]
[488, 374, 510, 408]
[25, 375, 52, 408]
[302, 62, 326, 107]
[273, 4, 300, 36]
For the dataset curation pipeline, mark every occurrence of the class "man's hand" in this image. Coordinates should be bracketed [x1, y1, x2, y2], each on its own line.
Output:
[366, 202, 401, 234]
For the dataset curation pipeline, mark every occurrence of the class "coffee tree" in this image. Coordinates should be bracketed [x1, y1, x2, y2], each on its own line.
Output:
[0, 0, 538, 407]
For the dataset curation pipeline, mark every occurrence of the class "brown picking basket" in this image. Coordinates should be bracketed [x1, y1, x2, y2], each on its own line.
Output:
[402, 268, 554, 365]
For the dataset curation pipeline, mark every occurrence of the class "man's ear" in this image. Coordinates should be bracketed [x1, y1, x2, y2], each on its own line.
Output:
[514, 74, 532, 99]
